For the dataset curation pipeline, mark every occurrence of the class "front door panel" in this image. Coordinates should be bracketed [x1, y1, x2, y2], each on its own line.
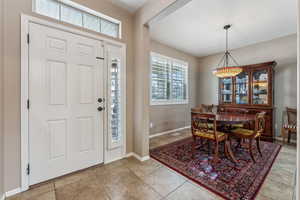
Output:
[29, 22, 104, 185]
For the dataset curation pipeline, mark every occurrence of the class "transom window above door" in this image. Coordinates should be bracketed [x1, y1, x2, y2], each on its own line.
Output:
[150, 52, 188, 105]
[33, 0, 121, 38]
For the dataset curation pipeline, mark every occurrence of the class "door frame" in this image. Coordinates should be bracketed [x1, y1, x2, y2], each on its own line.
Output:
[20, 14, 127, 191]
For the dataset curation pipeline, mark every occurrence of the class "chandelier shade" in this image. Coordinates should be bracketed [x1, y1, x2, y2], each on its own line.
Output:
[212, 25, 242, 78]
[213, 66, 243, 78]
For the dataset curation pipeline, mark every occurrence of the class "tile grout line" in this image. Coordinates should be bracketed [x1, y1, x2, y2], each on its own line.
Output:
[161, 180, 188, 200]
[123, 158, 187, 199]
[124, 165, 164, 198]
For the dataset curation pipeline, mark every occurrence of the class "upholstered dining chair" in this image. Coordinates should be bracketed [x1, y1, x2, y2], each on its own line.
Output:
[230, 112, 266, 163]
[191, 107, 214, 129]
[282, 107, 297, 143]
[191, 112, 229, 163]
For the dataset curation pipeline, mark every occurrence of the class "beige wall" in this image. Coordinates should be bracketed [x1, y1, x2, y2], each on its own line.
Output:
[1, 0, 183, 192]
[0, 0, 4, 196]
[198, 34, 297, 137]
[132, 0, 177, 156]
[149, 40, 198, 135]
[2, 0, 134, 192]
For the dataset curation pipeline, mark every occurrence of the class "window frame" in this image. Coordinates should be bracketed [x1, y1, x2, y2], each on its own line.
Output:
[32, 0, 122, 39]
[150, 52, 189, 106]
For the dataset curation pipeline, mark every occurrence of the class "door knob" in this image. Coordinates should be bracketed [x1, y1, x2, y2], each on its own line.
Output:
[97, 107, 104, 112]
[98, 98, 103, 103]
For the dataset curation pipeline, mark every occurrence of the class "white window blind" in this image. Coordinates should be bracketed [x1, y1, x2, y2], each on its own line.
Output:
[171, 61, 187, 101]
[34, 0, 121, 38]
[151, 56, 169, 100]
[151, 52, 188, 105]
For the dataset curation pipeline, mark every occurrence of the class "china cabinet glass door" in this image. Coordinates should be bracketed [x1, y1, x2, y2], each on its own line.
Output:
[220, 78, 233, 104]
[235, 71, 249, 104]
[252, 69, 268, 105]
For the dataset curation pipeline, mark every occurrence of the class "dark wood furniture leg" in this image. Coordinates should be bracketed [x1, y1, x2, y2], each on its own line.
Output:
[207, 140, 211, 155]
[236, 138, 242, 149]
[249, 139, 255, 163]
[225, 140, 237, 163]
[213, 142, 219, 163]
[256, 137, 262, 157]
[192, 136, 196, 158]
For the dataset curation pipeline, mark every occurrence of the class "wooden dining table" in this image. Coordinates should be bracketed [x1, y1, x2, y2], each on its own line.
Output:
[215, 113, 256, 125]
[191, 111, 256, 125]
[191, 111, 257, 163]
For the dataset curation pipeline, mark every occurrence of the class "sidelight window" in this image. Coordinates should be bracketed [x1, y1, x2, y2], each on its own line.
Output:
[107, 47, 125, 150]
[110, 59, 121, 143]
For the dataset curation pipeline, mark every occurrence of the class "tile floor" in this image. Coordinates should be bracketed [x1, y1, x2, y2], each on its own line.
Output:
[7, 129, 296, 200]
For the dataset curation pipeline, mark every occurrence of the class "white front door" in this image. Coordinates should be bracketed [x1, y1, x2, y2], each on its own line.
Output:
[28, 22, 104, 185]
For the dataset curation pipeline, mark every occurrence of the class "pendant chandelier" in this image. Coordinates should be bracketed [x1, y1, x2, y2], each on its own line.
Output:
[212, 25, 242, 78]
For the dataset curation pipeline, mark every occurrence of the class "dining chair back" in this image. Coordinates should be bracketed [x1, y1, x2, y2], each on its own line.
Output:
[191, 112, 217, 139]
[191, 107, 203, 113]
[287, 107, 297, 126]
[255, 112, 266, 136]
[282, 107, 297, 143]
[201, 104, 214, 112]
[230, 111, 266, 162]
[190, 111, 234, 163]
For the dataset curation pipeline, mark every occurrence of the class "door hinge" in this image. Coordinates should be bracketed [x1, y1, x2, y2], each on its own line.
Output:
[27, 33, 30, 44]
[96, 57, 104, 60]
[27, 99, 30, 109]
[26, 164, 30, 175]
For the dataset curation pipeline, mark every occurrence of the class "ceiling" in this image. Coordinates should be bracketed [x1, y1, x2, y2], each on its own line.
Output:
[150, 0, 297, 57]
[110, 0, 149, 13]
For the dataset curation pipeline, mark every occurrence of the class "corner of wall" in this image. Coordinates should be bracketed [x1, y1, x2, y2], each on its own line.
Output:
[0, 0, 4, 197]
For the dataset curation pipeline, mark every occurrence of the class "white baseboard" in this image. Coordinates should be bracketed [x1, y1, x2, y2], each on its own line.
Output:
[104, 156, 125, 164]
[5, 187, 21, 198]
[275, 136, 297, 144]
[149, 126, 191, 139]
[126, 152, 150, 162]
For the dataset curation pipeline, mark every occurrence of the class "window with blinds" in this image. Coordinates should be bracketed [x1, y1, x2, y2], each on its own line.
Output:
[33, 0, 121, 38]
[150, 52, 188, 105]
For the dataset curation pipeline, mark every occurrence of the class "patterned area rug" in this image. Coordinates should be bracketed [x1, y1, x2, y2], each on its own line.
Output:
[150, 137, 281, 200]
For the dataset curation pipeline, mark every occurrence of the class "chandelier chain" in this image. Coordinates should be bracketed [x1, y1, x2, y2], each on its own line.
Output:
[212, 24, 242, 78]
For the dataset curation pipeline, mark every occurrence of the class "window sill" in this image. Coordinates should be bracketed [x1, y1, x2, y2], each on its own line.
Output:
[150, 101, 189, 106]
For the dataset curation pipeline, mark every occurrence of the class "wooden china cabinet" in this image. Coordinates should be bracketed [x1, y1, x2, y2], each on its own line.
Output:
[218, 61, 276, 142]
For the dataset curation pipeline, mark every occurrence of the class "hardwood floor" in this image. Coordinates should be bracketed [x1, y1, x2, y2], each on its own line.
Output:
[7, 129, 296, 200]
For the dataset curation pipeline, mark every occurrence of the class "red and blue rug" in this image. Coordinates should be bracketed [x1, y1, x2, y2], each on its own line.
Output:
[150, 137, 281, 200]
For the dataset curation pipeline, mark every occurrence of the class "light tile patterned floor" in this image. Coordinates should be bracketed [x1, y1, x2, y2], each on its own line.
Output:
[7, 129, 296, 200]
